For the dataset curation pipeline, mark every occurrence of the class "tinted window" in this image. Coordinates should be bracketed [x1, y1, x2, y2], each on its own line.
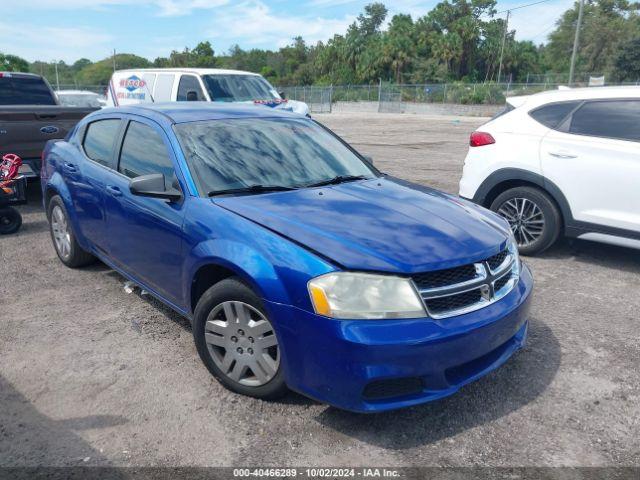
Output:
[177, 75, 205, 101]
[202, 74, 277, 102]
[530, 101, 581, 128]
[83, 119, 121, 167]
[0, 76, 56, 105]
[492, 103, 514, 120]
[119, 121, 176, 189]
[175, 118, 376, 195]
[569, 100, 640, 142]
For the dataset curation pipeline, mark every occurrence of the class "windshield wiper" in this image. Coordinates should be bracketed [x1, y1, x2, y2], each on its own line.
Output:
[208, 184, 297, 197]
[302, 175, 369, 188]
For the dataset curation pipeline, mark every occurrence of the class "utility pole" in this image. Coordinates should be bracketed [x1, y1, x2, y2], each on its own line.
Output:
[568, 0, 584, 86]
[54, 61, 60, 90]
[497, 10, 510, 84]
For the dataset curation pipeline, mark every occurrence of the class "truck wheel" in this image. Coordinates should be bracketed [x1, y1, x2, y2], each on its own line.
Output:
[47, 195, 95, 267]
[490, 186, 561, 256]
[0, 207, 22, 235]
[193, 277, 288, 400]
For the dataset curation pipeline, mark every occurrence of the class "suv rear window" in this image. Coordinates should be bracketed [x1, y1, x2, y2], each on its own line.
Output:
[569, 100, 640, 142]
[83, 119, 121, 167]
[0, 75, 56, 105]
[529, 101, 581, 129]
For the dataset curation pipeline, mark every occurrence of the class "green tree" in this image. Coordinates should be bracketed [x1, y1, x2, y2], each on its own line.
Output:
[614, 37, 640, 80]
[1, 53, 29, 72]
[78, 53, 150, 85]
[545, 0, 640, 80]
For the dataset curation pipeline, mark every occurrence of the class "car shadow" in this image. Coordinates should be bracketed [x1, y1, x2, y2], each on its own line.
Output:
[539, 237, 640, 274]
[0, 375, 128, 471]
[314, 317, 560, 450]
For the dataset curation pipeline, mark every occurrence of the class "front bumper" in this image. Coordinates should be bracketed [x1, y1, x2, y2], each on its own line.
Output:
[266, 264, 533, 413]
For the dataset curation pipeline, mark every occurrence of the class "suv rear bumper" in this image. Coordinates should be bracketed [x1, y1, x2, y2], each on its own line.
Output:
[266, 264, 533, 413]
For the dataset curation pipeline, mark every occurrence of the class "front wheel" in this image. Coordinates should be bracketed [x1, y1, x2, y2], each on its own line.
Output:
[0, 207, 22, 235]
[490, 186, 562, 256]
[193, 277, 288, 400]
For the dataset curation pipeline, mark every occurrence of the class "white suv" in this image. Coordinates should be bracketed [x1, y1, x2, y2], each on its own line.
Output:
[459, 86, 640, 255]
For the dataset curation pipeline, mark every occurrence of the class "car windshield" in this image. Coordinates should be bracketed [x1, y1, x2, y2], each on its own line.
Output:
[174, 117, 377, 195]
[57, 93, 103, 108]
[202, 74, 278, 102]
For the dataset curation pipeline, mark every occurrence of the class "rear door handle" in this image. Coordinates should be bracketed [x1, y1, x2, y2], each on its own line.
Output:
[549, 151, 577, 159]
[63, 162, 77, 173]
[105, 185, 122, 197]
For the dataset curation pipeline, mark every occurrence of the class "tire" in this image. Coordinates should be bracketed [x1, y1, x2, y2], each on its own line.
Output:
[47, 195, 95, 268]
[0, 207, 22, 235]
[193, 277, 288, 400]
[490, 186, 562, 256]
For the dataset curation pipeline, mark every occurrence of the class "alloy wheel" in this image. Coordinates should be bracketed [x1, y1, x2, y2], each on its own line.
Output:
[51, 205, 72, 259]
[497, 197, 545, 248]
[204, 301, 280, 387]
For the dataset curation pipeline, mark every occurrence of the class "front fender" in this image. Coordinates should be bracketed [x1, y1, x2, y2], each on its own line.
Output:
[185, 239, 289, 306]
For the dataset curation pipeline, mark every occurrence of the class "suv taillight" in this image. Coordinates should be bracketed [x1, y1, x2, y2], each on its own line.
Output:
[470, 131, 495, 147]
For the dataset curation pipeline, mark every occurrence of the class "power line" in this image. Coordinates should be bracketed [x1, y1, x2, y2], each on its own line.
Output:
[495, 0, 556, 15]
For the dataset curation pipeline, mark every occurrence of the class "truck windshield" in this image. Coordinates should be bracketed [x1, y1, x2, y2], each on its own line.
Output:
[0, 76, 57, 105]
[175, 117, 376, 195]
[202, 74, 278, 102]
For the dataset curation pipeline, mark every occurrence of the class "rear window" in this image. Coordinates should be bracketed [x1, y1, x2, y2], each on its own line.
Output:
[491, 103, 514, 120]
[569, 100, 640, 142]
[83, 119, 121, 167]
[529, 101, 581, 129]
[0, 76, 56, 105]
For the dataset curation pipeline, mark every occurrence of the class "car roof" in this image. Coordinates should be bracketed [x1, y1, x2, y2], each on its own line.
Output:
[96, 102, 298, 125]
[508, 85, 640, 109]
[113, 68, 261, 76]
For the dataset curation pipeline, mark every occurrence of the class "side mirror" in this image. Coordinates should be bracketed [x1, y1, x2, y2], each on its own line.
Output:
[129, 173, 182, 202]
[186, 90, 199, 101]
[278, 91, 286, 99]
[363, 155, 374, 165]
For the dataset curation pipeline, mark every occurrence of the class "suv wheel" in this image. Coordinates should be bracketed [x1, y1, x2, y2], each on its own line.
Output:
[193, 277, 288, 400]
[490, 186, 561, 256]
[47, 195, 95, 267]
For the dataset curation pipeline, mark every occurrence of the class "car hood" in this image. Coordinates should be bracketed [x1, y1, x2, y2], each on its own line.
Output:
[214, 177, 510, 274]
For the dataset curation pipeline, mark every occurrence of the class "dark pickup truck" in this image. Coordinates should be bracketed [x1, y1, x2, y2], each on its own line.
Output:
[0, 72, 98, 178]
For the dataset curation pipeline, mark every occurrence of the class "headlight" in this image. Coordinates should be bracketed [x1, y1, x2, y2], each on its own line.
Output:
[507, 233, 521, 278]
[308, 272, 426, 319]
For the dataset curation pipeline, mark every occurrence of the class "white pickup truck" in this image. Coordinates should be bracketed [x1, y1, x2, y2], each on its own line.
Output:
[106, 68, 310, 116]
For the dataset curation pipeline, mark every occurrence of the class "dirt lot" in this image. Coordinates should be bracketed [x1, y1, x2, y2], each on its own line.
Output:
[1, 113, 639, 468]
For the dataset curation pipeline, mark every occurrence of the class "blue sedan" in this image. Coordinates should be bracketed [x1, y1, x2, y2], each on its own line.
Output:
[41, 103, 533, 412]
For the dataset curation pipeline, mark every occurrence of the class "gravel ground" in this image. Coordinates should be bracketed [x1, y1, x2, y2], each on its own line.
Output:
[1, 113, 638, 469]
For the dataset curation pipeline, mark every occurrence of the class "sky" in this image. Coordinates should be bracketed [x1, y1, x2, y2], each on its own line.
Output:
[1, 0, 573, 64]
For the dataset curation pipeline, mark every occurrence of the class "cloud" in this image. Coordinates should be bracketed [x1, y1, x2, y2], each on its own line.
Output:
[208, 1, 355, 49]
[4, 0, 228, 16]
[0, 22, 113, 63]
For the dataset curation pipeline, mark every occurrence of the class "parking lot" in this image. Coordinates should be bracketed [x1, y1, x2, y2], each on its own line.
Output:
[1, 112, 639, 468]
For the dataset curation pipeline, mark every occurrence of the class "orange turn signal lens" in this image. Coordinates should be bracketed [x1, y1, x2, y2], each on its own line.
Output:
[309, 284, 331, 316]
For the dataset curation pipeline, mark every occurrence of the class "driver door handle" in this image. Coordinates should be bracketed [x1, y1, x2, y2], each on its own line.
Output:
[549, 151, 577, 159]
[105, 185, 122, 197]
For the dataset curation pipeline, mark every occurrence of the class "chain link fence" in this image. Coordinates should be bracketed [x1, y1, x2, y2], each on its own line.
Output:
[279, 81, 640, 114]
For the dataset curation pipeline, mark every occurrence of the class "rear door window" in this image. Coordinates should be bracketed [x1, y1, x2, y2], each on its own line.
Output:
[83, 119, 121, 167]
[0, 76, 56, 105]
[177, 75, 205, 101]
[118, 121, 177, 190]
[568, 100, 640, 142]
[529, 101, 581, 129]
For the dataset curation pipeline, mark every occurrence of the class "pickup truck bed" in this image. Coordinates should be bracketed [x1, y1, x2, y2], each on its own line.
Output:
[0, 72, 98, 177]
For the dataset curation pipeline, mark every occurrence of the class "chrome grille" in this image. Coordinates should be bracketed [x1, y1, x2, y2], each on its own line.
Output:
[413, 248, 518, 319]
